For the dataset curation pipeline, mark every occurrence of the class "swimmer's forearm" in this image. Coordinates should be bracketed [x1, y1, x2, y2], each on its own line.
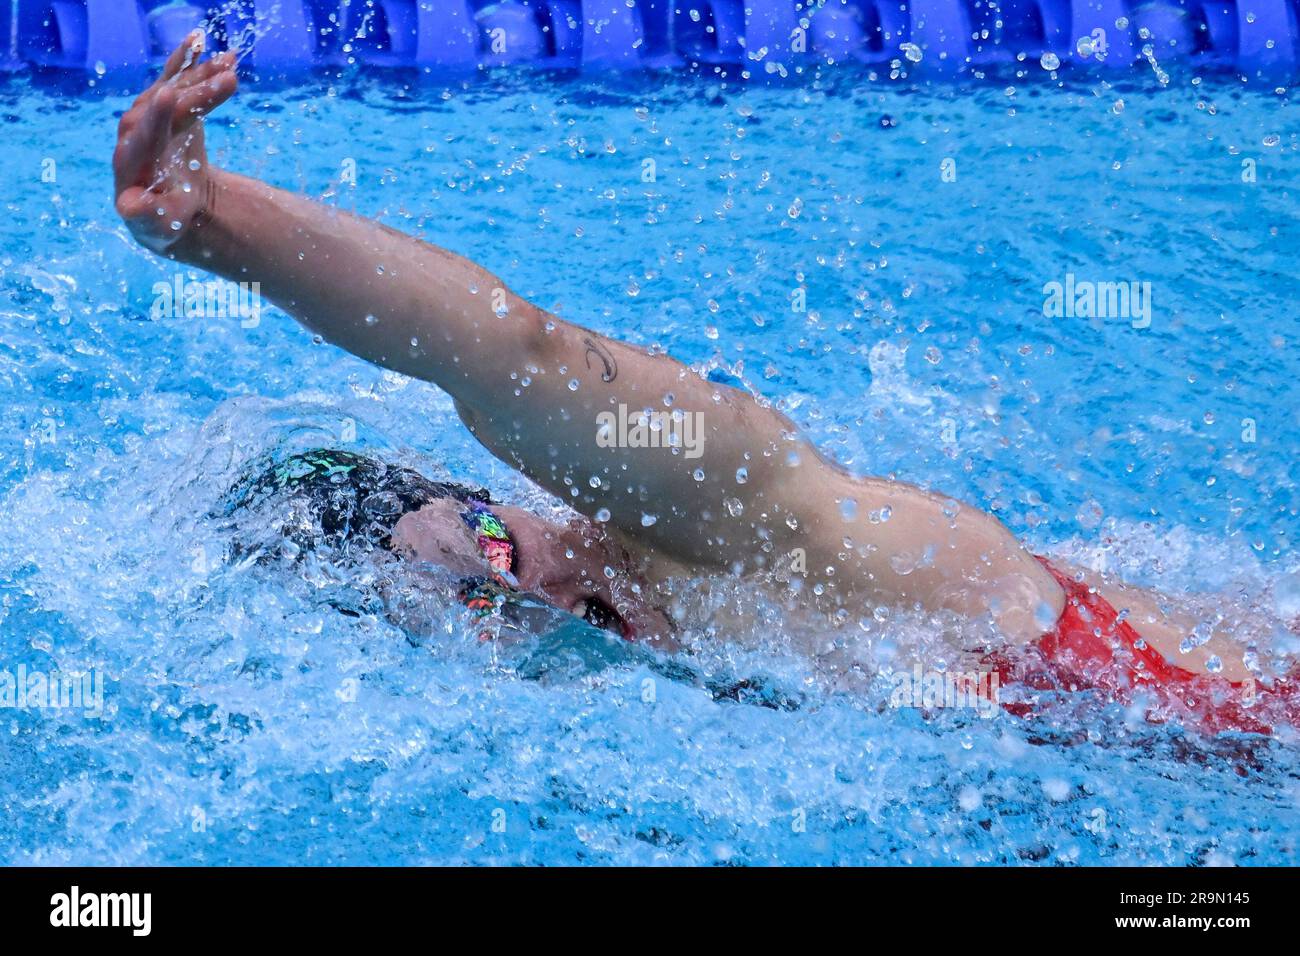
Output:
[171, 169, 548, 409]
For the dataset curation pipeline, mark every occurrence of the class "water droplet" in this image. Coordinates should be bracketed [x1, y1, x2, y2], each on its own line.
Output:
[735, 467, 749, 484]
[1034, 602, 1060, 631]
[692, 468, 706, 482]
[595, 508, 611, 523]
[641, 513, 658, 527]
[188, 159, 201, 171]
[840, 498, 858, 521]
[889, 552, 918, 575]
[900, 42, 923, 63]
[1040, 51, 1061, 70]
[364, 314, 378, 326]
[568, 378, 580, 391]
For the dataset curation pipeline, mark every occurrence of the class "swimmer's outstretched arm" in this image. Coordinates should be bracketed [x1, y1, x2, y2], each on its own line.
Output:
[114, 39, 1271, 674]
[115, 40, 1066, 644]
[114, 38, 824, 574]
[117, 38, 1157, 652]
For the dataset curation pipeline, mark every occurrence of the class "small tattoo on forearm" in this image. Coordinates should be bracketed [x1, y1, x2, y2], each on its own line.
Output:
[583, 337, 617, 383]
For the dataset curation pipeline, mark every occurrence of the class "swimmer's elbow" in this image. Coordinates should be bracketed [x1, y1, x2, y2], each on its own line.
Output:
[513, 297, 557, 364]
[469, 287, 554, 371]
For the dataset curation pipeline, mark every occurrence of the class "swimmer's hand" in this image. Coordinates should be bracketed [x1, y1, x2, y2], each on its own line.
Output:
[112, 33, 238, 255]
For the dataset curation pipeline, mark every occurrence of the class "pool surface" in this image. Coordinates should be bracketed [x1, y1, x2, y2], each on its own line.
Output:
[1, 56, 1298, 865]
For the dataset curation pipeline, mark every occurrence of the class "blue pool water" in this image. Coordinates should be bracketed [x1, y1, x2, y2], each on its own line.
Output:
[1, 58, 1298, 865]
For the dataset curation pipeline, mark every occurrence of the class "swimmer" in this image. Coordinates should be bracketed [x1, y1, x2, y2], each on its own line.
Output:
[112, 37, 1298, 735]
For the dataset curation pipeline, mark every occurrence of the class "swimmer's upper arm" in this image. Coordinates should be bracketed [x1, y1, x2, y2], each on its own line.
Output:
[449, 316, 813, 569]
[451, 307, 838, 576]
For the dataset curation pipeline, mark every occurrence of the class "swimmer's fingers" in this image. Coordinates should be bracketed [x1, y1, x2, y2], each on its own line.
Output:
[159, 30, 206, 86]
[172, 50, 236, 92]
[112, 130, 148, 197]
[145, 84, 180, 175]
[170, 67, 238, 131]
[113, 83, 175, 195]
[119, 33, 203, 136]
[112, 183, 155, 224]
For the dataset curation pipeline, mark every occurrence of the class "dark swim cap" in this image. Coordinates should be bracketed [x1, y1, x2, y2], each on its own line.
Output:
[225, 449, 491, 557]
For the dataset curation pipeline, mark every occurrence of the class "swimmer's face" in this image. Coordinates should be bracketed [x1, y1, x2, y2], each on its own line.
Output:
[389, 501, 624, 627]
[390, 501, 672, 643]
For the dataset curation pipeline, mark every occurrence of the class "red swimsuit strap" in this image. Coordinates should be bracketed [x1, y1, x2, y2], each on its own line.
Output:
[1033, 556, 1197, 687]
[1002, 557, 1296, 736]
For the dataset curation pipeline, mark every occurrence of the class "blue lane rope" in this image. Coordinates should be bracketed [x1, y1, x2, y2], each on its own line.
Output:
[7, 0, 1299, 76]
